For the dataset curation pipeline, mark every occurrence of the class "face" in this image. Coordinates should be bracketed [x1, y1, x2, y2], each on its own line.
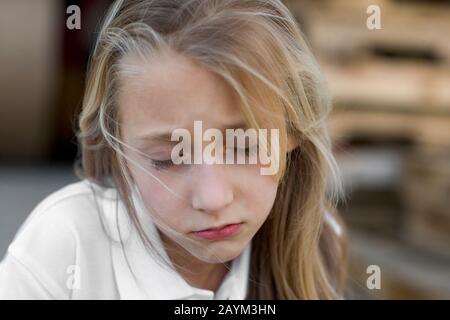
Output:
[118, 52, 279, 264]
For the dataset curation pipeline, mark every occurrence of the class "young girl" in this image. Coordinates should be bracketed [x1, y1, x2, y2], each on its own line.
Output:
[0, 0, 347, 299]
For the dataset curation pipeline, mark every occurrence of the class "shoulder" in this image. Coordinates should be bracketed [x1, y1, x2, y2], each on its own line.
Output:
[1, 179, 119, 298]
[10, 179, 110, 247]
[24, 178, 106, 220]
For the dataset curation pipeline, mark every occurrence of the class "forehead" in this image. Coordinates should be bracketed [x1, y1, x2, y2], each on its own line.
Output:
[118, 52, 244, 139]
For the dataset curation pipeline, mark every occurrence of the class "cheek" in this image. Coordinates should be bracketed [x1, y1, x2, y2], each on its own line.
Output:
[130, 168, 187, 225]
[234, 166, 279, 225]
[251, 178, 278, 221]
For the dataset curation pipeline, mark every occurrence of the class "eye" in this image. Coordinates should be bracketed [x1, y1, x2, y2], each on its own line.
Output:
[150, 159, 175, 170]
[236, 145, 257, 157]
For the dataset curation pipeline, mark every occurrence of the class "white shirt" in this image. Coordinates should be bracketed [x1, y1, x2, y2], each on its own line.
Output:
[0, 179, 251, 300]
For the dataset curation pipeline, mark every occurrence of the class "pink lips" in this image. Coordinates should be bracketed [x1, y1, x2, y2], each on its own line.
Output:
[192, 223, 242, 241]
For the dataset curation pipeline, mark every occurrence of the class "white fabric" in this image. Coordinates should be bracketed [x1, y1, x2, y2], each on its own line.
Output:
[0, 179, 251, 300]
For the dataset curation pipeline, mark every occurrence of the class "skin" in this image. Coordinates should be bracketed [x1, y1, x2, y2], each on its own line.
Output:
[118, 51, 279, 292]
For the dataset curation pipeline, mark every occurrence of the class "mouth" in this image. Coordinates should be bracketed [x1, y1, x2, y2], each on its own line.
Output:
[191, 223, 243, 241]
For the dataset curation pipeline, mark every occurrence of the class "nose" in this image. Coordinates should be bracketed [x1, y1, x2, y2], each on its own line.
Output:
[191, 164, 234, 213]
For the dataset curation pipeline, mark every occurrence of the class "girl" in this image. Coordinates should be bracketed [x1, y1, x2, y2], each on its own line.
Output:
[0, 0, 347, 299]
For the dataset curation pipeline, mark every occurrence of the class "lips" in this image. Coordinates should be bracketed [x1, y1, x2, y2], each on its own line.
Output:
[192, 223, 243, 241]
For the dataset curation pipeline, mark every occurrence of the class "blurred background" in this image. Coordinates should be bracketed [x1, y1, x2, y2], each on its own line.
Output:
[0, 0, 449, 299]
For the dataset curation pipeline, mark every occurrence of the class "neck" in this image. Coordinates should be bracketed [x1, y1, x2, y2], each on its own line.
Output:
[159, 231, 231, 292]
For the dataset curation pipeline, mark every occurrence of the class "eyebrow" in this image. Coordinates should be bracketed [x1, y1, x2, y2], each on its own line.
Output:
[135, 121, 249, 144]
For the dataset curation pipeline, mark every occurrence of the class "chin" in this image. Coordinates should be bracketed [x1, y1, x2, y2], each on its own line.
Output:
[190, 240, 245, 264]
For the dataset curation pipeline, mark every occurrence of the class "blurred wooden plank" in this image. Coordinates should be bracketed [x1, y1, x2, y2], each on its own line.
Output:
[349, 229, 450, 299]
[329, 110, 450, 148]
[301, 0, 450, 65]
[288, 0, 450, 114]
[322, 60, 450, 114]
[400, 149, 450, 258]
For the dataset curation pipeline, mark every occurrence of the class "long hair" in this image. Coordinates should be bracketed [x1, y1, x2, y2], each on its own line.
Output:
[76, 0, 347, 299]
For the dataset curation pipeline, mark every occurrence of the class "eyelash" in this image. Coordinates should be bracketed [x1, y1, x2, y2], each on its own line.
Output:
[150, 159, 175, 170]
[242, 145, 257, 156]
[149, 146, 257, 170]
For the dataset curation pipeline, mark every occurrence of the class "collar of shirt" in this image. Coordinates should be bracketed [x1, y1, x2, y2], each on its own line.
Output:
[99, 183, 251, 300]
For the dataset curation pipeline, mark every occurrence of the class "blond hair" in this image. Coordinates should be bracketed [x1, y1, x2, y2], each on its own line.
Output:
[76, 0, 347, 299]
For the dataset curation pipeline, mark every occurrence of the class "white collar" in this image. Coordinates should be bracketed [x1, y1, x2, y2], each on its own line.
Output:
[99, 183, 251, 300]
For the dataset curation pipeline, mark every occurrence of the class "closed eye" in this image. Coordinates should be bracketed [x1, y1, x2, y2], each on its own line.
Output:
[150, 159, 175, 170]
[236, 145, 257, 156]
